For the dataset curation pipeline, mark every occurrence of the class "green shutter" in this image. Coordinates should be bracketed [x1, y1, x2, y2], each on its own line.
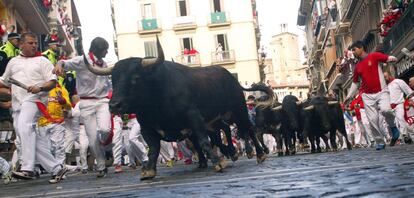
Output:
[142, 19, 158, 30]
[210, 12, 226, 23]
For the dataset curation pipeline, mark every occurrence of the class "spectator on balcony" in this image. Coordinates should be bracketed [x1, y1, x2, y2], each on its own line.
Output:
[189, 48, 199, 64]
[328, 0, 337, 21]
[183, 48, 189, 64]
[0, 20, 15, 45]
[345, 40, 399, 150]
[216, 43, 223, 62]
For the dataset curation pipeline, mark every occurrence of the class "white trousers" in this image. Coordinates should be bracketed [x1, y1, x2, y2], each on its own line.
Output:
[394, 103, 414, 137]
[77, 124, 89, 170]
[112, 116, 148, 165]
[38, 123, 66, 165]
[362, 91, 396, 144]
[160, 141, 175, 161]
[14, 101, 61, 174]
[79, 98, 111, 171]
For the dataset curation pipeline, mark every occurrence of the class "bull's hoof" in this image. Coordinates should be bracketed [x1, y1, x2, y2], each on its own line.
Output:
[247, 152, 254, 159]
[317, 148, 322, 153]
[257, 153, 267, 164]
[198, 161, 208, 169]
[263, 148, 270, 154]
[230, 154, 238, 162]
[347, 143, 352, 150]
[310, 149, 316, 153]
[277, 152, 284, 157]
[214, 159, 227, 172]
[140, 169, 156, 180]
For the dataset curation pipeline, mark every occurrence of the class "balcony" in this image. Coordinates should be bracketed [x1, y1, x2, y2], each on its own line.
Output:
[211, 50, 235, 65]
[326, 62, 342, 90]
[383, 2, 414, 54]
[339, 0, 358, 22]
[176, 54, 201, 67]
[13, 0, 49, 34]
[173, 16, 197, 31]
[138, 18, 162, 34]
[395, 56, 414, 79]
[208, 12, 231, 28]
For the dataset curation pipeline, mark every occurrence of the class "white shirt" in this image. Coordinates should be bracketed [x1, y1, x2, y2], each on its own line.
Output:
[61, 55, 111, 98]
[388, 78, 413, 104]
[0, 55, 56, 111]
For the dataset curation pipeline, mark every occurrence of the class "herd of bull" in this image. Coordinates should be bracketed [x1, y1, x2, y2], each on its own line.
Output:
[84, 37, 352, 180]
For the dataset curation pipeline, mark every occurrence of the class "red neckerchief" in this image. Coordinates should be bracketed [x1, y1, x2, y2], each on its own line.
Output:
[20, 51, 42, 57]
[88, 52, 103, 67]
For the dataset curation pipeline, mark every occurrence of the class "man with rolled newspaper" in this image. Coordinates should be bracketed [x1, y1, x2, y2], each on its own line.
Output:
[0, 32, 67, 183]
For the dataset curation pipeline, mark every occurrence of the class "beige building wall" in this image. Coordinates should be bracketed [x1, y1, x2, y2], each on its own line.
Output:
[269, 32, 307, 85]
[267, 31, 309, 101]
[112, 0, 260, 85]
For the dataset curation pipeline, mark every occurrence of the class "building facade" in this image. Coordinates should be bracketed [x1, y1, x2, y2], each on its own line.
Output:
[111, 0, 261, 85]
[265, 25, 309, 101]
[297, 0, 413, 101]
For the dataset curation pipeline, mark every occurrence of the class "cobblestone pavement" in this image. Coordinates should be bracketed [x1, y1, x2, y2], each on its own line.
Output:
[1, 145, 414, 198]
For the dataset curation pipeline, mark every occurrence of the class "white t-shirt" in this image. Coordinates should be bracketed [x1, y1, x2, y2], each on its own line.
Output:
[61, 55, 111, 98]
[388, 79, 413, 105]
[0, 55, 56, 111]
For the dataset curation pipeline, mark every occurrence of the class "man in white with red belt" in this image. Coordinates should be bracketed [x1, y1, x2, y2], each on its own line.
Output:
[384, 71, 414, 144]
[0, 32, 67, 183]
[54, 37, 112, 178]
[345, 40, 399, 150]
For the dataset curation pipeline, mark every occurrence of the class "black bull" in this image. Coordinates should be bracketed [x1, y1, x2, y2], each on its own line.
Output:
[85, 37, 273, 180]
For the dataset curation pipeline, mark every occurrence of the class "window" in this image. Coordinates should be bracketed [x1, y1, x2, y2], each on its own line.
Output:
[141, 3, 156, 19]
[215, 34, 228, 51]
[178, 0, 187, 16]
[144, 41, 157, 57]
[180, 37, 193, 52]
[213, 0, 222, 12]
[335, 36, 344, 58]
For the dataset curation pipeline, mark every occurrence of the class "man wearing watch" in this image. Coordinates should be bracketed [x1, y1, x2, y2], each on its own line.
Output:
[0, 32, 67, 183]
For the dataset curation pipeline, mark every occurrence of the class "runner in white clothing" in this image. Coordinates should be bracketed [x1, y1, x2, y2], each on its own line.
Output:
[0, 32, 67, 183]
[55, 37, 112, 178]
[384, 71, 414, 143]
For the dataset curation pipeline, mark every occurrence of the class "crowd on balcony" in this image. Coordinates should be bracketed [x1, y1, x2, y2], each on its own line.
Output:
[378, 0, 413, 37]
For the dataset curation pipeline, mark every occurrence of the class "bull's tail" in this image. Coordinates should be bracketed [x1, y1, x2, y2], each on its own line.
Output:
[241, 83, 275, 109]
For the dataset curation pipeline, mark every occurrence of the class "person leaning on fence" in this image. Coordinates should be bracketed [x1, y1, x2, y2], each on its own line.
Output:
[0, 32, 67, 183]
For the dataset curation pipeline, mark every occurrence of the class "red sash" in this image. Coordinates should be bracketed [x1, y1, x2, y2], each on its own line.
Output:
[35, 101, 64, 124]
[403, 99, 414, 125]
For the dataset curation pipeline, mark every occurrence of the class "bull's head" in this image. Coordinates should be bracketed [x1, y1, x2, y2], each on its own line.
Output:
[85, 36, 165, 114]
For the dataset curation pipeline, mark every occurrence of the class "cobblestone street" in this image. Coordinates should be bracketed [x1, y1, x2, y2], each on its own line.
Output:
[1, 145, 414, 197]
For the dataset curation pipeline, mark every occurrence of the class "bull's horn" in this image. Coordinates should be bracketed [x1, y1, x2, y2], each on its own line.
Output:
[296, 101, 302, 105]
[83, 55, 113, 76]
[142, 35, 165, 67]
[272, 106, 282, 111]
[304, 105, 314, 111]
[328, 101, 339, 105]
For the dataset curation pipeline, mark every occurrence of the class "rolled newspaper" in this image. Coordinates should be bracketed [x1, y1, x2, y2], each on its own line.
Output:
[8, 77, 28, 90]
